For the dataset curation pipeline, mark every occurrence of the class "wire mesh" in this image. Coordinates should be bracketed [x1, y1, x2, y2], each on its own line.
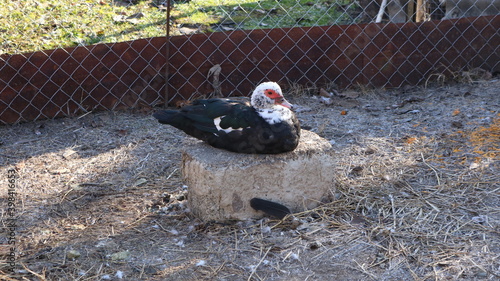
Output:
[165, 0, 499, 104]
[0, 0, 499, 124]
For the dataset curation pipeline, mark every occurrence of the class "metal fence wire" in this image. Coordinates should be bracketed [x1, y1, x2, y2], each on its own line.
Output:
[0, 0, 499, 124]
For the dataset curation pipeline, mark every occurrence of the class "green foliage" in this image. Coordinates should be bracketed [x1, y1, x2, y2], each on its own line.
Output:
[0, 0, 357, 54]
[172, 0, 354, 30]
[0, 0, 167, 54]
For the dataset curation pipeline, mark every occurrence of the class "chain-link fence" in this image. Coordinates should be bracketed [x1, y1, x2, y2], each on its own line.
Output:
[1, 0, 499, 124]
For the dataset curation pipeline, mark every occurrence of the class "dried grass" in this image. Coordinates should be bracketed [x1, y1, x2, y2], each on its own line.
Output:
[425, 66, 494, 88]
[0, 79, 499, 280]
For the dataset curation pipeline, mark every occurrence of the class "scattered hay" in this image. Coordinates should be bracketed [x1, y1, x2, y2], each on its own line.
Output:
[425, 65, 493, 87]
[0, 79, 499, 280]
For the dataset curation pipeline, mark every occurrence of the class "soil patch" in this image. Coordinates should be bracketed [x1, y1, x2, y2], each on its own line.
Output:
[1, 79, 499, 280]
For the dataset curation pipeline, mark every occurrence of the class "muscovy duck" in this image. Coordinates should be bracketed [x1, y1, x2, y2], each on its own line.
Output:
[153, 82, 301, 154]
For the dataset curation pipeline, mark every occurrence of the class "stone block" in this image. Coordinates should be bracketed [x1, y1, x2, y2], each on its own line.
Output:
[182, 130, 335, 221]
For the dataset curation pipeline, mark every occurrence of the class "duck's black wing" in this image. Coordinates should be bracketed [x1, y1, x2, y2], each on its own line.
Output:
[154, 98, 257, 143]
[154, 98, 300, 154]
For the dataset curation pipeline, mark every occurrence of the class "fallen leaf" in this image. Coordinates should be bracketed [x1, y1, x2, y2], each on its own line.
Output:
[134, 178, 148, 187]
[405, 137, 417, 144]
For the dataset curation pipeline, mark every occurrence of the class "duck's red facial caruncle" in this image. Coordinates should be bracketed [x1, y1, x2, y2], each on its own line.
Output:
[264, 89, 293, 109]
[264, 89, 281, 99]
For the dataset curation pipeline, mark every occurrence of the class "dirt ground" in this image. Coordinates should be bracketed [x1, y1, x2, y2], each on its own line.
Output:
[1, 77, 499, 280]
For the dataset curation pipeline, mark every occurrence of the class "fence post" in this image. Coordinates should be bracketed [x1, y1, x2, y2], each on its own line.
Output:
[416, 0, 428, 22]
[408, 0, 416, 21]
[164, 0, 172, 108]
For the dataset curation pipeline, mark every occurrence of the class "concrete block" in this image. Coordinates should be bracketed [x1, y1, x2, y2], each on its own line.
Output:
[182, 130, 335, 221]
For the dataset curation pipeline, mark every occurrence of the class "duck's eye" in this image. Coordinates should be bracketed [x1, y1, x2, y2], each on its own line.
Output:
[265, 90, 278, 97]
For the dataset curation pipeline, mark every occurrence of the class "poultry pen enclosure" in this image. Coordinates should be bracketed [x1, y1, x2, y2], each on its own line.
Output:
[1, 1, 499, 280]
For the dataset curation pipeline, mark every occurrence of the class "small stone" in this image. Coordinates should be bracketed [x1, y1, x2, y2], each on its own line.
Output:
[308, 241, 321, 250]
[71, 224, 85, 230]
[469, 162, 480, 170]
[261, 226, 272, 234]
[451, 121, 463, 128]
[290, 218, 301, 229]
[115, 271, 124, 279]
[476, 271, 488, 277]
[110, 251, 130, 261]
[66, 250, 81, 260]
[320, 96, 333, 105]
[350, 166, 363, 176]
[337, 90, 359, 99]
[319, 88, 332, 97]
[364, 148, 376, 155]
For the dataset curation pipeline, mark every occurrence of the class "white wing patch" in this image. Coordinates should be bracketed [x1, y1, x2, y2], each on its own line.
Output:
[257, 107, 293, 125]
[214, 116, 246, 133]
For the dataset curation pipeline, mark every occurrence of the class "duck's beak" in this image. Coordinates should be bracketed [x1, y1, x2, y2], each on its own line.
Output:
[274, 97, 293, 109]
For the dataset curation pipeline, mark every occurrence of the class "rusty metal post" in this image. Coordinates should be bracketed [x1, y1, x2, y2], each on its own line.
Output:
[164, 0, 172, 108]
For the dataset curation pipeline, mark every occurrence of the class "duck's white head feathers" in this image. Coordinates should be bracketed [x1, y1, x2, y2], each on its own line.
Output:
[251, 82, 294, 125]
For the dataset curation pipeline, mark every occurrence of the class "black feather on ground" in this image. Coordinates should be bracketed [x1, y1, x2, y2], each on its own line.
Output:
[250, 198, 291, 219]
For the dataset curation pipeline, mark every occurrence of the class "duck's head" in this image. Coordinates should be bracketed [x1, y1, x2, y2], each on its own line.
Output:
[251, 82, 293, 110]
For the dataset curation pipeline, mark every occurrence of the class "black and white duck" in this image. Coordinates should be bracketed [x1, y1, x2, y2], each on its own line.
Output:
[153, 82, 301, 154]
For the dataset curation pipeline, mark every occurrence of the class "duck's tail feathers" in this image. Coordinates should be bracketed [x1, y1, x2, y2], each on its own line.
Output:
[153, 110, 179, 125]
